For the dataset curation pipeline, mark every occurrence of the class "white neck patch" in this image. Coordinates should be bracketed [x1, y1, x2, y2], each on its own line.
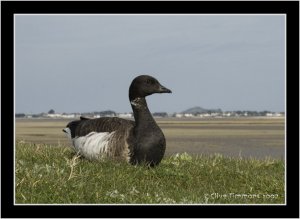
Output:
[130, 98, 142, 107]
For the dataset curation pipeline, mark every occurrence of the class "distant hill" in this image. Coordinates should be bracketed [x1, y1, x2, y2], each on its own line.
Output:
[181, 106, 222, 114]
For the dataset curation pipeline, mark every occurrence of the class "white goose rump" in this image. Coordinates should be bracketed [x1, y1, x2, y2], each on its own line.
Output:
[72, 131, 116, 160]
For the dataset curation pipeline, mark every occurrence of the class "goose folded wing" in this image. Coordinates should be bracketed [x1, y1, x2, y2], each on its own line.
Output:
[69, 117, 135, 137]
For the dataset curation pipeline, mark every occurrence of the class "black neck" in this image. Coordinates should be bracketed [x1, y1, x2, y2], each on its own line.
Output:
[130, 97, 157, 127]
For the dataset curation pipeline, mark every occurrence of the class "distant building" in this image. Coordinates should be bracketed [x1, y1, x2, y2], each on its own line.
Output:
[61, 114, 75, 118]
[153, 112, 168, 118]
[47, 113, 62, 118]
[223, 112, 232, 117]
[118, 113, 133, 118]
[175, 113, 183, 118]
[198, 113, 210, 118]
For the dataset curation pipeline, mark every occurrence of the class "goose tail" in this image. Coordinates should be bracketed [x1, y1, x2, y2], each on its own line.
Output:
[62, 119, 83, 139]
[62, 127, 72, 140]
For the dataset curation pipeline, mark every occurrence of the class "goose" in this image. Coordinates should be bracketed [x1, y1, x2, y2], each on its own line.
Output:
[63, 75, 172, 166]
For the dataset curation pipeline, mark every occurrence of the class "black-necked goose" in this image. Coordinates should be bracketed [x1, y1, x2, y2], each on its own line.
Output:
[63, 75, 172, 166]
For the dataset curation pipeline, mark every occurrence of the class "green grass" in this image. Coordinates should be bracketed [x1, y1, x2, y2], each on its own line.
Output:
[15, 141, 285, 204]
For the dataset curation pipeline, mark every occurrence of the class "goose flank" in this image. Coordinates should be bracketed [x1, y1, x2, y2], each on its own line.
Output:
[63, 75, 172, 166]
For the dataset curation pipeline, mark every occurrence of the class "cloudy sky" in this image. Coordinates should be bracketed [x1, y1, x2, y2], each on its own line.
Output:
[15, 14, 285, 114]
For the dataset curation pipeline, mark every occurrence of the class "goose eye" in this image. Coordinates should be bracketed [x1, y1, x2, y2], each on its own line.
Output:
[146, 79, 153, 84]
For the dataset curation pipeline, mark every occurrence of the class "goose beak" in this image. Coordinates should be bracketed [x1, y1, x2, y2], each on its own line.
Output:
[158, 85, 172, 93]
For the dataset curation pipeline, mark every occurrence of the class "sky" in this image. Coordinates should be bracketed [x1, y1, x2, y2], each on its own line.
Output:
[15, 14, 285, 114]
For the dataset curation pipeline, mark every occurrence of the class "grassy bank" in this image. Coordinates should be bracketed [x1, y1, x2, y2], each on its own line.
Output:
[15, 141, 285, 204]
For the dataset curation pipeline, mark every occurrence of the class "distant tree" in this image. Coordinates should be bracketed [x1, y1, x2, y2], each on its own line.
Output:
[15, 113, 25, 118]
[48, 109, 55, 114]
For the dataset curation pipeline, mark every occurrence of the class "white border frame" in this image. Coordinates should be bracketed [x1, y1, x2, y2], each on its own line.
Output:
[14, 13, 287, 206]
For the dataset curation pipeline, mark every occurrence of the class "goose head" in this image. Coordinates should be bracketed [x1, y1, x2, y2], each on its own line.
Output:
[129, 75, 172, 101]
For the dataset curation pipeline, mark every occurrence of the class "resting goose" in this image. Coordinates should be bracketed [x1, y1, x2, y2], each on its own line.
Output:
[63, 75, 172, 166]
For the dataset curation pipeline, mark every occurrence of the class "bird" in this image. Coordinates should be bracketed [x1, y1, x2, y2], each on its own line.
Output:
[63, 75, 172, 166]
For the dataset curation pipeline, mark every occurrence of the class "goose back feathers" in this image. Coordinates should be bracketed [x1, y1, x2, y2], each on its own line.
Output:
[63, 75, 172, 166]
